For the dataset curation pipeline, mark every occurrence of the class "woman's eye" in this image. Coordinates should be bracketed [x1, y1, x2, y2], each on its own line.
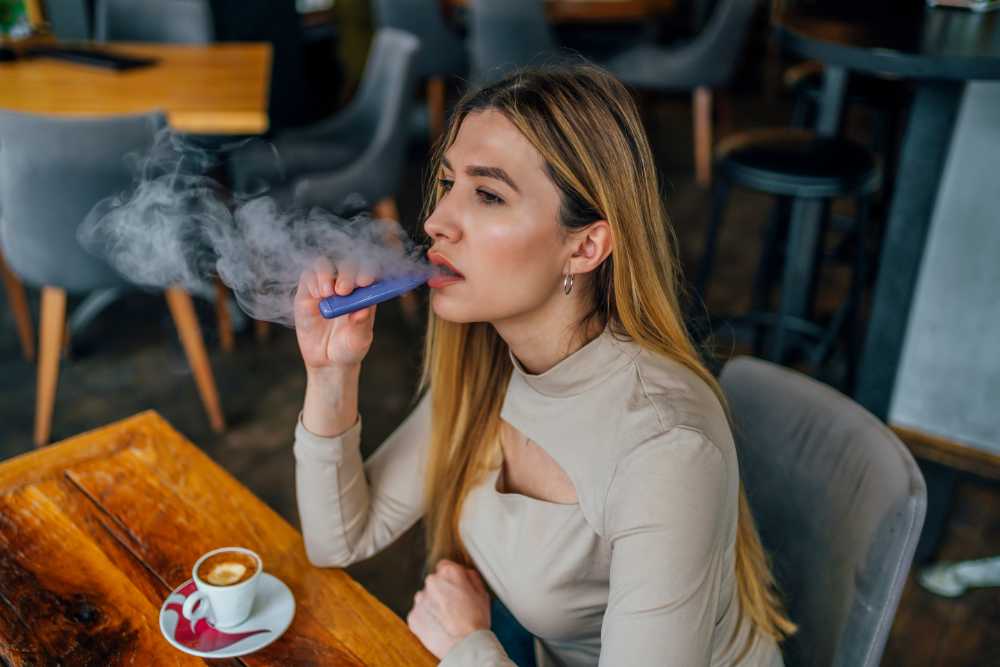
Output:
[477, 189, 504, 206]
[438, 178, 453, 192]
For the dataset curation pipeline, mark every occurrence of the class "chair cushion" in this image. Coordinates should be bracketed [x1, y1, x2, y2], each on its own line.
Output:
[716, 128, 881, 198]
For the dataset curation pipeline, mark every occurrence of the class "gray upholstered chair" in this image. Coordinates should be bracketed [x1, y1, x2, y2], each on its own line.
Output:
[231, 28, 420, 219]
[603, 0, 758, 186]
[373, 0, 468, 142]
[720, 356, 926, 667]
[468, 0, 560, 85]
[0, 110, 225, 446]
[44, 0, 91, 40]
[94, 0, 214, 43]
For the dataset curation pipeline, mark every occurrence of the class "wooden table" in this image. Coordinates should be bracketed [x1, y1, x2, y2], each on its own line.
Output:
[445, 0, 677, 22]
[0, 42, 272, 134]
[0, 411, 434, 666]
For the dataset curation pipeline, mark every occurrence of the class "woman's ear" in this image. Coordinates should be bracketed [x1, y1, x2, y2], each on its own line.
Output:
[567, 220, 613, 275]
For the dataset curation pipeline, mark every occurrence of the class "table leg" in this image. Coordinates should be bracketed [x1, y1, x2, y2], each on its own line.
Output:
[854, 81, 965, 419]
[853, 81, 966, 563]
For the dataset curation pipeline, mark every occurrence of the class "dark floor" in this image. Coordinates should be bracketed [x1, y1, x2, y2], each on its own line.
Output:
[1, 73, 997, 665]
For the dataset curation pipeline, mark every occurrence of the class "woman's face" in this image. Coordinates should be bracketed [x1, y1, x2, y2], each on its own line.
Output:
[423, 110, 573, 325]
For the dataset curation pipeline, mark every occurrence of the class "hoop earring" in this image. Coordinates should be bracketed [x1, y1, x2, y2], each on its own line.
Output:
[563, 273, 575, 295]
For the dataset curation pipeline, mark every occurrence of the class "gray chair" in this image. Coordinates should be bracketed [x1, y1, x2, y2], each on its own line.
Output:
[44, 0, 91, 40]
[373, 0, 468, 142]
[231, 28, 420, 217]
[720, 357, 926, 667]
[0, 110, 225, 446]
[468, 0, 560, 85]
[603, 0, 758, 186]
[95, 0, 214, 43]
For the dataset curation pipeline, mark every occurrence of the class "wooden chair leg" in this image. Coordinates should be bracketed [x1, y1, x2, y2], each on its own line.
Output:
[694, 86, 714, 188]
[35, 287, 66, 447]
[1, 253, 35, 362]
[213, 277, 235, 353]
[372, 197, 421, 326]
[165, 287, 226, 433]
[372, 197, 400, 222]
[427, 77, 446, 145]
[254, 320, 270, 342]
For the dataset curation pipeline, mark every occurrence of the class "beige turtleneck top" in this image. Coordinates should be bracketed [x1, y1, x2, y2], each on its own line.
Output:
[293, 328, 785, 667]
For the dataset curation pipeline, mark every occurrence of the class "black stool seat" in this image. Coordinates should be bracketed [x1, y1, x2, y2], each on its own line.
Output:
[716, 129, 881, 198]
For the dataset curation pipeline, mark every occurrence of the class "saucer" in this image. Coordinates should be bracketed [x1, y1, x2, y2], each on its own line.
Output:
[159, 572, 295, 658]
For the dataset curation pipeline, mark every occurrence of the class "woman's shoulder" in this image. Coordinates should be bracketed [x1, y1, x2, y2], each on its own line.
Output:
[569, 342, 739, 535]
[607, 339, 731, 442]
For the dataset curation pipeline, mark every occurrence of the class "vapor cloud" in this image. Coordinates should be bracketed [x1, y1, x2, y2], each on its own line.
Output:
[78, 129, 427, 327]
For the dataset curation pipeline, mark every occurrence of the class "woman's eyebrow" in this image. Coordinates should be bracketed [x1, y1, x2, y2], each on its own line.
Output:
[441, 157, 520, 194]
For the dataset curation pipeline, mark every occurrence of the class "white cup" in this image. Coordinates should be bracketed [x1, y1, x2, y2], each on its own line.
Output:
[182, 547, 262, 628]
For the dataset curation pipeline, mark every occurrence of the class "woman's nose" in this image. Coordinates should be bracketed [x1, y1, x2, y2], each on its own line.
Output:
[423, 199, 461, 243]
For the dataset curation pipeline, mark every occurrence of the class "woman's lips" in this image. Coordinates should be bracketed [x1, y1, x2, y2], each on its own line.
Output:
[427, 273, 464, 289]
[427, 251, 464, 288]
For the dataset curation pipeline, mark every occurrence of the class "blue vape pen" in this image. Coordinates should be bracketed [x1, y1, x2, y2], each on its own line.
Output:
[317, 272, 431, 319]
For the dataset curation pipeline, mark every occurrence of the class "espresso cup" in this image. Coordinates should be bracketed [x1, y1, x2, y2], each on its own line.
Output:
[182, 547, 262, 628]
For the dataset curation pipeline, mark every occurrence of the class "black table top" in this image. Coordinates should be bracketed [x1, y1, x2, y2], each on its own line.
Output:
[774, 2, 1000, 80]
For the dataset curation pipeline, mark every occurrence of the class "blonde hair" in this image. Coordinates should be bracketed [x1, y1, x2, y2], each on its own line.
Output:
[417, 65, 796, 654]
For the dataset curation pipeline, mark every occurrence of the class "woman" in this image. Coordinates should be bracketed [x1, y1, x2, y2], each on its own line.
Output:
[292, 65, 794, 666]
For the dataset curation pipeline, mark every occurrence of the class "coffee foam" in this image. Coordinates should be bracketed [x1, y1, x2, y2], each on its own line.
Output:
[204, 562, 247, 586]
[198, 551, 258, 586]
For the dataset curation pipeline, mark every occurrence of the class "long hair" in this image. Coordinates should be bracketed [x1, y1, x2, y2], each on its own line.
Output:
[417, 64, 796, 654]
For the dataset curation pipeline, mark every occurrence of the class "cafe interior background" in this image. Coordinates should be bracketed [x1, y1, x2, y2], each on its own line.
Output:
[0, 0, 997, 664]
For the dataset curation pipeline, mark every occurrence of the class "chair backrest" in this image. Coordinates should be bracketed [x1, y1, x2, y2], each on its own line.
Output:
[44, 0, 90, 40]
[293, 28, 421, 208]
[719, 357, 925, 667]
[372, 0, 467, 79]
[95, 0, 214, 43]
[0, 110, 166, 291]
[468, 0, 559, 85]
[606, 0, 758, 90]
[681, 0, 758, 86]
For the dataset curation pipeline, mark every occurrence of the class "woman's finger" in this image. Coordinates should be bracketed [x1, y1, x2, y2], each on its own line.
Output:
[356, 255, 379, 289]
[435, 559, 468, 585]
[311, 257, 336, 298]
[334, 258, 360, 296]
[349, 304, 376, 324]
[466, 568, 488, 597]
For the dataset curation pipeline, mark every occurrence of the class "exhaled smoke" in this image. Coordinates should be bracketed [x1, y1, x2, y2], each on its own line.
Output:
[78, 129, 427, 327]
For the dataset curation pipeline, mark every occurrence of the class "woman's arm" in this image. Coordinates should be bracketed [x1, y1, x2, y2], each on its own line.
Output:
[291, 260, 430, 567]
[599, 427, 729, 666]
[294, 387, 432, 567]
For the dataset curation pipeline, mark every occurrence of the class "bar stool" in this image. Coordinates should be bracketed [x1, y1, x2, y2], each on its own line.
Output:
[786, 64, 908, 265]
[695, 128, 881, 386]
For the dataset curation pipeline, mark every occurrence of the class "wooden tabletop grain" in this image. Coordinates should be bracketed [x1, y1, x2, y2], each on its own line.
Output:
[0, 43, 271, 135]
[0, 411, 435, 666]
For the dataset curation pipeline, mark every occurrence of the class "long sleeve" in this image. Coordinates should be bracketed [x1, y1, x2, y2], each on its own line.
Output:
[441, 630, 517, 667]
[294, 391, 431, 567]
[599, 427, 729, 666]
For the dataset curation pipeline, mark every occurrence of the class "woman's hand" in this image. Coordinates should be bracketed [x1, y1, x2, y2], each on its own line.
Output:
[294, 258, 377, 371]
[407, 559, 491, 659]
